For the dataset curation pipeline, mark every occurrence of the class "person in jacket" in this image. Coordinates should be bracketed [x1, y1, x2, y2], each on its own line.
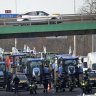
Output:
[42, 76, 49, 93]
[13, 75, 20, 94]
[6, 74, 12, 91]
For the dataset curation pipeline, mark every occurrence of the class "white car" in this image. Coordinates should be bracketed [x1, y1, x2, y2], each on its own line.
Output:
[17, 11, 61, 22]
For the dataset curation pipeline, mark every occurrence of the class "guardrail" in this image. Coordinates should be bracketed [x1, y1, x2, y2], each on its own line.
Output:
[4, 19, 64, 26]
[4, 19, 96, 26]
[0, 14, 96, 26]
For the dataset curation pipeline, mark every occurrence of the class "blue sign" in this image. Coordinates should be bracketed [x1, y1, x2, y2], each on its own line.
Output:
[0, 14, 18, 18]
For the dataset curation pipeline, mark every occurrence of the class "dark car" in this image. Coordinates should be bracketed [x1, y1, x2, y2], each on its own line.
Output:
[10, 74, 29, 91]
[88, 71, 96, 88]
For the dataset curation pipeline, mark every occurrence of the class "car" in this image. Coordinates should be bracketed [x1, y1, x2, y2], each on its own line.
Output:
[10, 74, 29, 91]
[87, 71, 96, 88]
[17, 11, 62, 24]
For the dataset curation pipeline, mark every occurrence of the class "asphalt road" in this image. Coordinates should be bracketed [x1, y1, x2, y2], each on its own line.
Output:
[0, 86, 95, 96]
[0, 84, 96, 96]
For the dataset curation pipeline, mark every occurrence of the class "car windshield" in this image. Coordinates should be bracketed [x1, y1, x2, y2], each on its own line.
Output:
[24, 12, 37, 16]
[29, 61, 42, 68]
[64, 59, 77, 65]
[88, 73, 96, 78]
[28, 60, 43, 74]
[92, 64, 96, 70]
[13, 74, 27, 80]
[83, 62, 88, 68]
[46, 53, 57, 59]
[0, 64, 5, 71]
[37, 11, 49, 16]
[0, 71, 4, 76]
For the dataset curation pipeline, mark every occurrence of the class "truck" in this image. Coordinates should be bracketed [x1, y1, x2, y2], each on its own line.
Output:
[79, 56, 88, 72]
[87, 52, 96, 72]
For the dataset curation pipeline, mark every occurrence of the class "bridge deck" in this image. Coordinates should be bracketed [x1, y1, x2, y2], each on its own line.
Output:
[0, 21, 96, 39]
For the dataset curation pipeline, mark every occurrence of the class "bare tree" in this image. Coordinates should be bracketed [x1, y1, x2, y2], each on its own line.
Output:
[80, 0, 96, 14]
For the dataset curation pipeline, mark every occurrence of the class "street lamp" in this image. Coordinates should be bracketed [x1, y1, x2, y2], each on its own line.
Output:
[15, 0, 17, 13]
[15, 38, 17, 48]
[74, 0, 76, 56]
[74, 35, 76, 56]
[92, 34, 94, 52]
[74, 0, 76, 14]
[15, 0, 17, 48]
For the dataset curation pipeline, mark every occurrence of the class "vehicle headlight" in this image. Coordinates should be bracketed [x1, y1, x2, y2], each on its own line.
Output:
[32, 85, 35, 87]
[82, 83, 85, 85]
[26, 81, 29, 84]
[11, 81, 13, 84]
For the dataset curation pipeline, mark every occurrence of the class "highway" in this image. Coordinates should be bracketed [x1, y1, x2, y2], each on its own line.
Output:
[0, 87, 86, 96]
[0, 84, 96, 96]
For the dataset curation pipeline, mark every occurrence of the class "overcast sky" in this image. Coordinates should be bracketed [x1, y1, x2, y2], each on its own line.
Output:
[0, 0, 84, 14]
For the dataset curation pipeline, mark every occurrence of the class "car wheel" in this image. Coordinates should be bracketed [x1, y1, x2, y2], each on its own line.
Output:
[10, 89, 13, 92]
[3, 85, 5, 88]
[23, 19, 29, 21]
[26, 87, 29, 91]
[10, 87, 13, 92]
[56, 87, 58, 92]
[52, 17, 57, 19]
[51, 17, 57, 24]
[22, 19, 29, 25]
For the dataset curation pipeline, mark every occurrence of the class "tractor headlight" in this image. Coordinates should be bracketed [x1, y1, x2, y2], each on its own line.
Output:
[82, 83, 85, 85]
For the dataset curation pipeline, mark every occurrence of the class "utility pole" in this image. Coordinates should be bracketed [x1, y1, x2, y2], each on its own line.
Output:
[13, 0, 17, 74]
[15, 0, 17, 13]
[74, 35, 76, 56]
[74, 0, 76, 14]
[15, 0, 17, 48]
[74, 0, 76, 56]
[92, 34, 94, 52]
[15, 38, 17, 48]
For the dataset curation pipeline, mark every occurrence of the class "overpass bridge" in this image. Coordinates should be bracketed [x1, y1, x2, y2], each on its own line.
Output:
[0, 15, 96, 39]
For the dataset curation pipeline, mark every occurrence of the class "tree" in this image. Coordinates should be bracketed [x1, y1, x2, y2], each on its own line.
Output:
[80, 0, 96, 14]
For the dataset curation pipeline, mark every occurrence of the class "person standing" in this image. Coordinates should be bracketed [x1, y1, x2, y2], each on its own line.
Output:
[42, 76, 49, 93]
[44, 65, 51, 88]
[13, 75, 20, 94]
[6, 74, 12, 91]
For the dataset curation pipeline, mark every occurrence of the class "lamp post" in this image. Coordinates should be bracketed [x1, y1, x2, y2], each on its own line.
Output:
[74, 0, 76, 56]
[15, 38, 17, 48]
[15, 0, 17, 48]
[92, 34, 94, 52]
[15, 0, 17, 13]
[14, 0, 17, 74]
[74, 35, 76, 56]
[74, 0, 76, 14]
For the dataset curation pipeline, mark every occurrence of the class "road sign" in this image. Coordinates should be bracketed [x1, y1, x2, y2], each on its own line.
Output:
[5, 10, 11, 13]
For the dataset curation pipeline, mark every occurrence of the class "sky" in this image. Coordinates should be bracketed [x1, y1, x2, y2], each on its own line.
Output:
[0, 0, 84, 14]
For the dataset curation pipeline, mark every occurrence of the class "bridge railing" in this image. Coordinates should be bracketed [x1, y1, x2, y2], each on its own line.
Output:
[0, 14, 96, 26]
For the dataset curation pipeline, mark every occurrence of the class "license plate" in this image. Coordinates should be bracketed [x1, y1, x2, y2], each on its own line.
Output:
[18, 85, 22, 87]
